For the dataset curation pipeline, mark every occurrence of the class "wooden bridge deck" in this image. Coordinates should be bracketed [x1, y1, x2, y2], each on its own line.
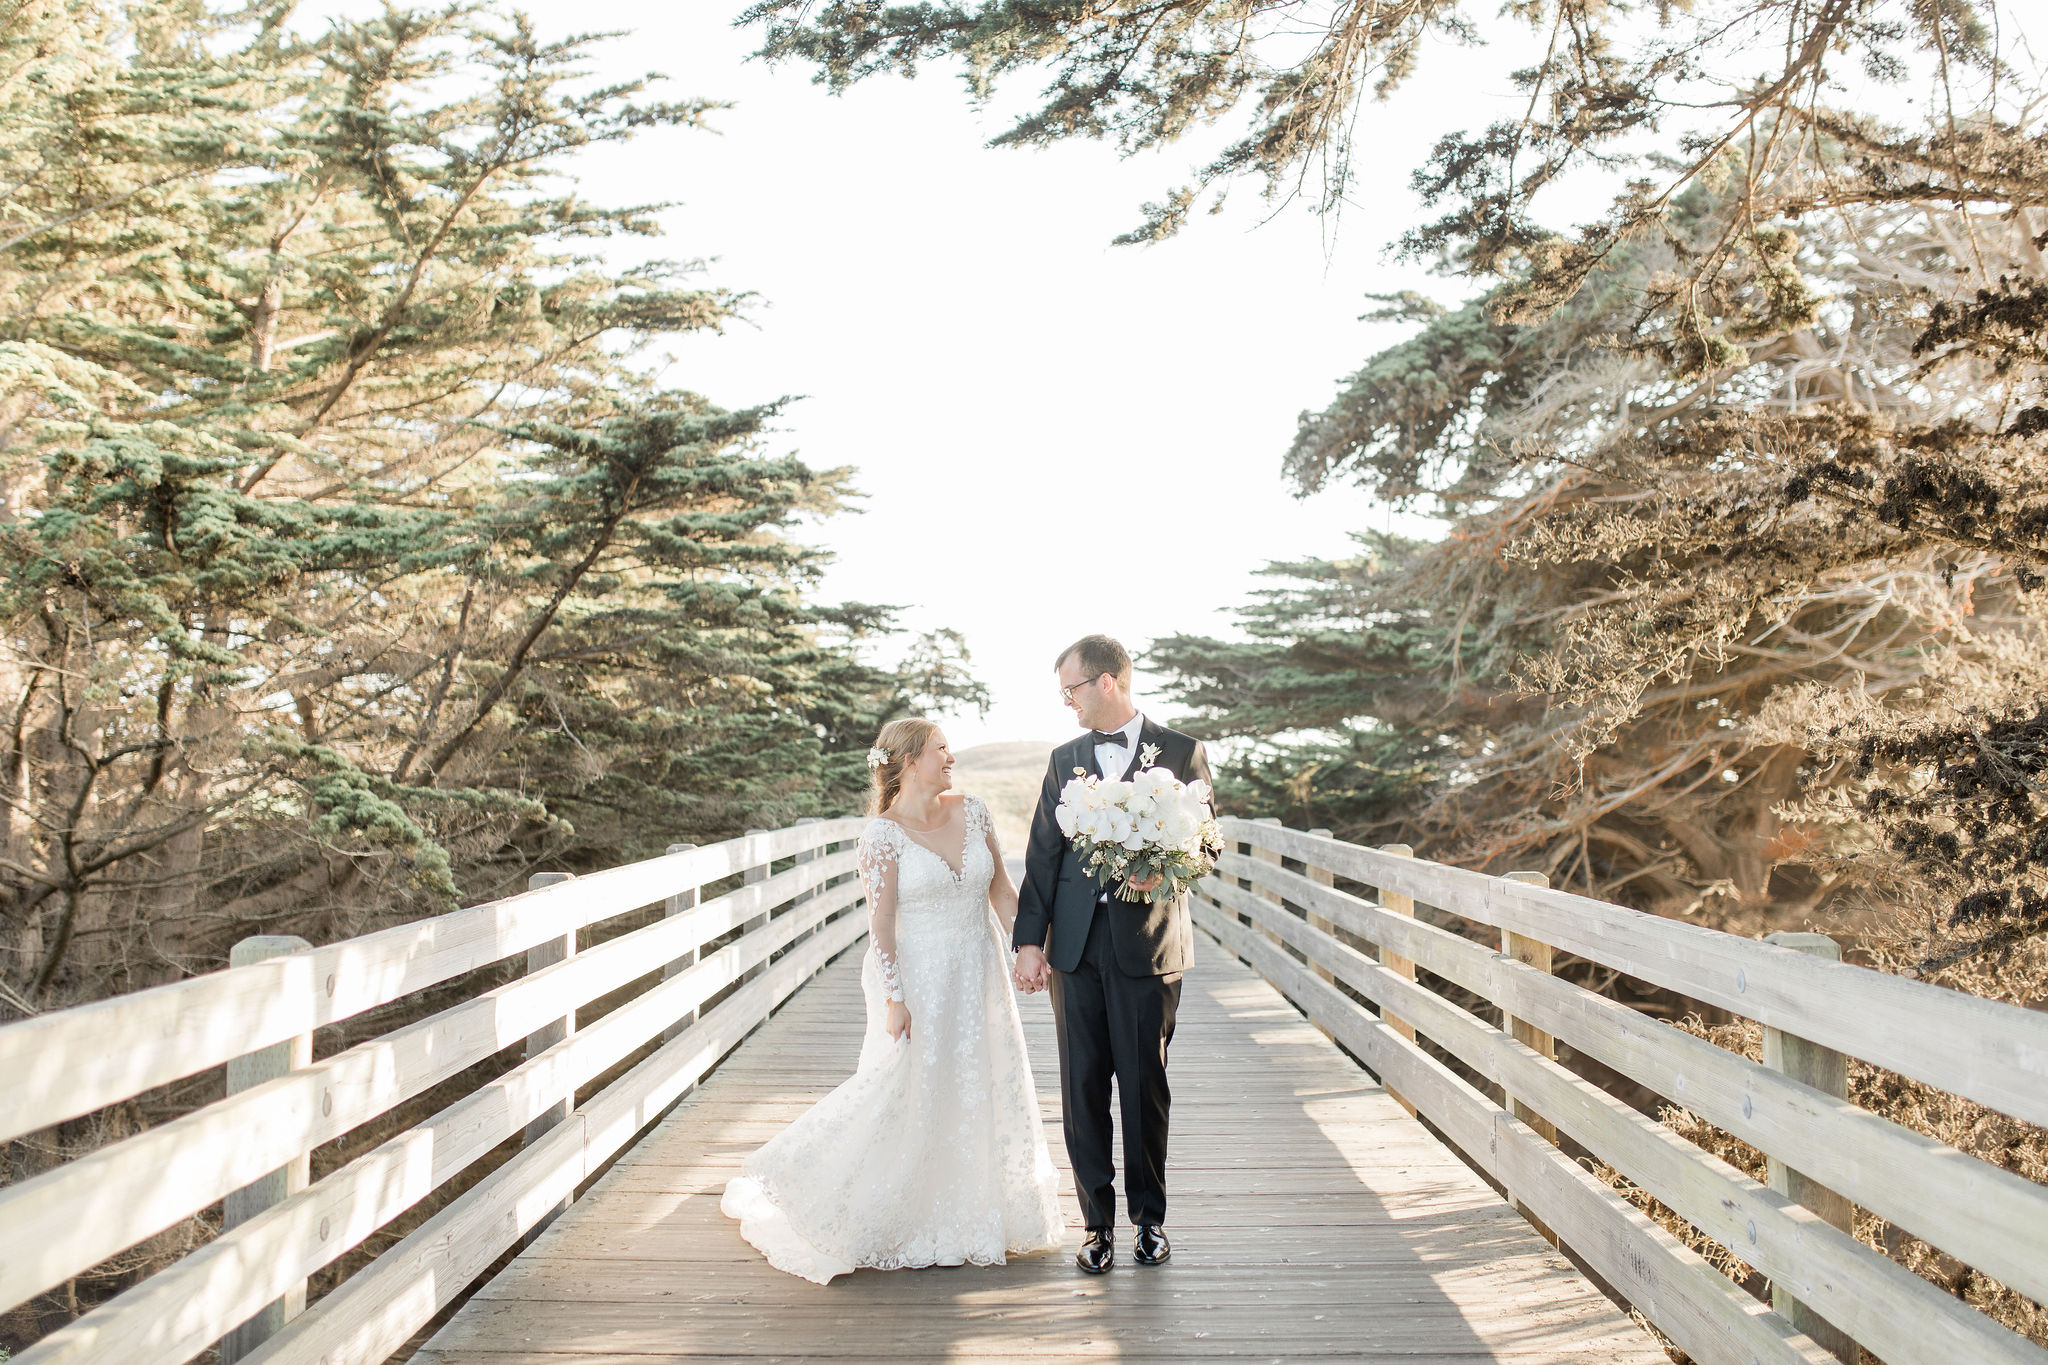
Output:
[416, 934, 1664, 1364]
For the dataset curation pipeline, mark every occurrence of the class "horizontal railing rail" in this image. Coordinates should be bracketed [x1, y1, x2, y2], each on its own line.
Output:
[0, 823, 855, 1145]
[1, 818, 868, 1365]
[1198, 816, 2048, 1365]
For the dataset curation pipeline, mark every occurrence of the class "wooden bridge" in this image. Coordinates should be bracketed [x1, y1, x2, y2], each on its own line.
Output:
[4, 816, 2047, 1365]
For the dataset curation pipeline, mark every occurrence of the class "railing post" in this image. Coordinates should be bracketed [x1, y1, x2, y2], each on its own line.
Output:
[1305, 828, 1337, 985]
[1501, 870, 1559, 1246]
[522, 871, 575, 1248]
[1500, 871, 1559, 1140]
[1376, 844, 1418, 1117]
[218, 935, 313, 1365]
[792, 817, 824, 948]
[663, 844, 698, 1044]
[1249, 817, 1285, 952]
[1762, 931, 1857, 1364]
[1284, 827, 1343, 1045]
[740, 828, 771, 983]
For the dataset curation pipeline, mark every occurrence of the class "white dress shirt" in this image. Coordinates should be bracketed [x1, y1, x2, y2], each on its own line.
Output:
[1093, 712, 1145, 781]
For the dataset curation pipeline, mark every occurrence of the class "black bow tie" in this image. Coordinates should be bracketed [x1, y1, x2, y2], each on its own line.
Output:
[1092, 730, 1128, 748]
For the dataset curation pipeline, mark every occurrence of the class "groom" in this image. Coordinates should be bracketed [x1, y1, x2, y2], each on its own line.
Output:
[1013, 634, 1214, 1274]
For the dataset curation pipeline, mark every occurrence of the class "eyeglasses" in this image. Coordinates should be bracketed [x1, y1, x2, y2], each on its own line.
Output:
[1059, 672, 1108, 704]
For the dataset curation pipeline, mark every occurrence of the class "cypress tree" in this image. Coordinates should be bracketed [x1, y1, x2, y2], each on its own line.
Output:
[0, 0, 969, 1008]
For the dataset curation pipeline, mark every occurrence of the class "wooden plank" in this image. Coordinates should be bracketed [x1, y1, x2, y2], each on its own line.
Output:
[1195, 903, 1833, 1365]
[1499, 870, 1557, 1245]
[1373, 843, 1419, 1117]
[521, 872, 577, 1249]
[1204, 886, 2048, 1365]
[418, 1296, 1641, 1352]
[1248, 818, 1287, 957]
[1500, 870, 1558, 1153]
[1303, 828, 1337, 986]
[1215, 854, 2048, 1307]
[1222, 820, 2048, 1130]
[1760, 932, 1857, 1363]
[219, 936, 314, 1365]
[738, 829, 771, 986]
[9, 896, 862, 1365]
[410, 1354, 1646, 1364]
[0, 820, 863, 1143]
[661, 843, 699, 1044]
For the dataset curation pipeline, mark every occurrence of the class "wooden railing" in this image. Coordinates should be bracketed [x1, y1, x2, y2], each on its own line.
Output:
[11, 809, 2046, 1365]
[1198, 816, 2048, 1365]
[0, 818, 867, 1365]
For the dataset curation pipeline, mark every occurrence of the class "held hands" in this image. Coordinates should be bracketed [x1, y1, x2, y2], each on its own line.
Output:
[885, 999, 912, 1042]
[1128, 872, 1163, 895]
[1012, 944, 1051, 994]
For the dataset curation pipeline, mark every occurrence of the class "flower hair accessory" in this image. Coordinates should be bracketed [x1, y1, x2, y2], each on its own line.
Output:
[865, 745, 890, 770]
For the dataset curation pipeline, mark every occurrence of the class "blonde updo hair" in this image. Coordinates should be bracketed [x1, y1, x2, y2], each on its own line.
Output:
[868, 717, 939, 816]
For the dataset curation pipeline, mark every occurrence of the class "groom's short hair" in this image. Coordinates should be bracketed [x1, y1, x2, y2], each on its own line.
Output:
[1056, 634, 1132, 688]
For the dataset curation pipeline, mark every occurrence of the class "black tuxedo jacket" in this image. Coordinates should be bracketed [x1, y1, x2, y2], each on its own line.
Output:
[1013, 716, 1216, 976]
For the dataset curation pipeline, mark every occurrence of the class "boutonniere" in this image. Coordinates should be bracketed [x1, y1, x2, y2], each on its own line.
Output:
[1138, 742, 1162, 769]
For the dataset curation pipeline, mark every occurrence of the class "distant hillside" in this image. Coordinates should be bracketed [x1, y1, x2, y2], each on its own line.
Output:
[952, 741, 1054, 853]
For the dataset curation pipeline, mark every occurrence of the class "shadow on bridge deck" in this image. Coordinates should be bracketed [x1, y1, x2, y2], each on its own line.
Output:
[415, 934, 1665, 1363]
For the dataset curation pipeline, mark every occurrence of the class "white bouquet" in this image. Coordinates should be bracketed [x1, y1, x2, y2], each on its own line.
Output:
[1055, 746, 1223, 905]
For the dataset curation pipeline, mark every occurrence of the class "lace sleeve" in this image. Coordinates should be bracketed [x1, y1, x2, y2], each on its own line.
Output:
[857, 821, 905, 1002]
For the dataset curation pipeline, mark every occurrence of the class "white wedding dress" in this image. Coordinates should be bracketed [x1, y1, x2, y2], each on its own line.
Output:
[720, 795, 1065, 1283]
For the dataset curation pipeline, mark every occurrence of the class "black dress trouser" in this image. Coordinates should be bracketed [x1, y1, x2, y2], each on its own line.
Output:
[1049, 905, 1182, 1229]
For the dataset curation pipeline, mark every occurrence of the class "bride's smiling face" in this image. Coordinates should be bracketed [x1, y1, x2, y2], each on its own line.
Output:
[905, 731, 955, 795]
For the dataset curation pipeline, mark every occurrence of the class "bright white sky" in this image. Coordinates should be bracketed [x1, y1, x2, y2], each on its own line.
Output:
[490, 4, 1543, 746]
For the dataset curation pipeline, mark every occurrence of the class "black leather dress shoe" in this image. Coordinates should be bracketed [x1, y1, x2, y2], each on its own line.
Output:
[1133, 1224, 1171, 1265]
[1076, 1228, 1114, 1274]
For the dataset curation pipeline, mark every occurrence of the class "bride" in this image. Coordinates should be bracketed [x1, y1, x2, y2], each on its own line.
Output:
[720, 717, 1065, 1282]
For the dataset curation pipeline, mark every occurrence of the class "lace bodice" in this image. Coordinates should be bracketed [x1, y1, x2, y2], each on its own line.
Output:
[856, 796, 997, 1002]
